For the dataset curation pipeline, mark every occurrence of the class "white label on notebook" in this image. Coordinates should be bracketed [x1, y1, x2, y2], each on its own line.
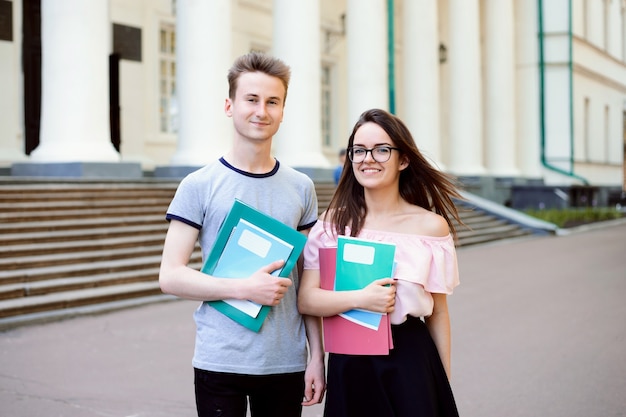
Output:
[238, 228, 272, 258]
[342, 243, 375, 265]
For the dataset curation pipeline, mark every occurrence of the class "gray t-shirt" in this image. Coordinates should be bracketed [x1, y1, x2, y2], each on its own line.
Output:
[166, 157, 318, 375]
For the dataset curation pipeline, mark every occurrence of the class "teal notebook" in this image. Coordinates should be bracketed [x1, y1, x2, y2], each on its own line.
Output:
[201, 199, 307, 332]
[335, 235, 396, 330]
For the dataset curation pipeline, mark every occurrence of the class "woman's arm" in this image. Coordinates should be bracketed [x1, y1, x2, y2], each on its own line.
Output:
[297, 268, 396, 317]
[425, 292, 452, 380]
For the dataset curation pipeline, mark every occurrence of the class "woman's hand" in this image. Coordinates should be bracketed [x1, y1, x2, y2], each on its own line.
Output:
[358, 278, 396, 313]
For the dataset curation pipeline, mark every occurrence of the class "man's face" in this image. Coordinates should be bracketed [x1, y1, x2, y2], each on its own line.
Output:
[225, 71, 286, 143]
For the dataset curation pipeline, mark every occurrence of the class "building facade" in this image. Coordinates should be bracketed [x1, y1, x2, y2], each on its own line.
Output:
[0, 0, 625, 206]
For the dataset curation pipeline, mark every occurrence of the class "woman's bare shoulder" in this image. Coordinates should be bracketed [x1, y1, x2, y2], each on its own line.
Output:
[402, 207, 450, 237]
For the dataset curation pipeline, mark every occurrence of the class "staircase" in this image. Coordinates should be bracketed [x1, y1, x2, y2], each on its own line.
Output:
[0, 180, 534, 329]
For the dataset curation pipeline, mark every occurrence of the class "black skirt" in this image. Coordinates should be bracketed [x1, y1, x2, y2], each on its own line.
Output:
[324, 315, 459, 417]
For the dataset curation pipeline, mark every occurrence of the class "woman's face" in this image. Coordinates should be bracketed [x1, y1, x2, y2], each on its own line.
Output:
[350, 122, 407, 191]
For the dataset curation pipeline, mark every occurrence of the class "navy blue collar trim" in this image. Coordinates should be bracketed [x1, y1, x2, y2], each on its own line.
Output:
[219, 157, 279, 178]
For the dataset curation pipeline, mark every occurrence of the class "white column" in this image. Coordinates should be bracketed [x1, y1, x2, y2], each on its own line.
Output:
[403, 0, 442, 168]
[484, 0, 518, 176]
[447, 0, 484, 175]
[31, 0, 119, 162]
[346, 0, 388, 125]
[272, 0, 329, 168]
[0, 0, 26, 164]
[515, 0, 542, 178]
[171, 0, 231, 166]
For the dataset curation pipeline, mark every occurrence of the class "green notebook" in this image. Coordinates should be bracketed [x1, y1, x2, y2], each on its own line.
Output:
[201, 199, 307, 332]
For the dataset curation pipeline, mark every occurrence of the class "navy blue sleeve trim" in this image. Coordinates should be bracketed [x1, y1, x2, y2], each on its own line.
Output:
[298, 220, 317, 232]
[165, 213, 202, 230]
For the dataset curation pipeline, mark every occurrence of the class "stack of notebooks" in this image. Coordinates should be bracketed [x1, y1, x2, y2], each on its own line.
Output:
[201, 199, 307, 332]
[320, 236, 396, 355]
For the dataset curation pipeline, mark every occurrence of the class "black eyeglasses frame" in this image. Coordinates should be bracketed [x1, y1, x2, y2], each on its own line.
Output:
[347, 146, 401, 163]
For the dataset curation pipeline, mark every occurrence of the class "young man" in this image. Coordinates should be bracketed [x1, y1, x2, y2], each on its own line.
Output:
[159, 52, 325, 417]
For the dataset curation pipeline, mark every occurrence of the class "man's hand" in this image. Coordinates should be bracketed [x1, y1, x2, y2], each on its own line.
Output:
[302, 355, 326, 406]
[244, 260, 292, 306]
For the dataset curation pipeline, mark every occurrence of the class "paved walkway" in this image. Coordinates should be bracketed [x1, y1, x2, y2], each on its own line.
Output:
[1, 220, 625, 417]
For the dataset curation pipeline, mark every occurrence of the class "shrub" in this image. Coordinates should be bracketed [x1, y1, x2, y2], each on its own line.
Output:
[523, 208, 623, 228]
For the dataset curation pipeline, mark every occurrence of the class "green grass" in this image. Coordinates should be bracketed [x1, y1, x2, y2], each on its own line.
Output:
[523, 208, 624, 228]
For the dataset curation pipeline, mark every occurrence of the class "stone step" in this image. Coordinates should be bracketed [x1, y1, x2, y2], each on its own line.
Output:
[454, 228, 533, 246]
[0, 260, 200, 296]
[0, 268, 161, 300]
[0, 244, 169, 271]
[457, 217, 507, 231]
[0, 206, 164, 222]
[0, 189, 176, 202]
[0, 198, 173, 212]
[0, 215, 164, 234]
[0, 232, 168, 257]
[0, 223, 167, 249]
[0, 181, 177, 192]
[457, 223, 531, 239]
[0, 282, 166, 319]
[0, 254, 202, 285]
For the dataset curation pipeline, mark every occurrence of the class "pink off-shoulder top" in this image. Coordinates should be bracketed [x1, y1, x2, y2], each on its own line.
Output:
[303, 220, 460, 325]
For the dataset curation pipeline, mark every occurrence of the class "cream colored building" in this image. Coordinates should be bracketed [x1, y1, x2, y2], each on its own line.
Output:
[0, 0, 625, 205]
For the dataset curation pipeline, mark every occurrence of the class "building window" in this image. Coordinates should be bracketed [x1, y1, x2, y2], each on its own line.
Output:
[321, 63, 334, 148]
[159, 23, 177, 133]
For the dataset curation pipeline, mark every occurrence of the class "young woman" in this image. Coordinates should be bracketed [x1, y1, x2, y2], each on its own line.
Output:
[299, 108, 463, 417]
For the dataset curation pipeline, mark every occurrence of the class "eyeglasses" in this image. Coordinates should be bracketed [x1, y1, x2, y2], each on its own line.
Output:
[348, 146, 400, 163]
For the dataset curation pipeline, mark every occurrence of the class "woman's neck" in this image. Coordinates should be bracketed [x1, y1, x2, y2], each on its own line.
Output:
[363, 190, 405, 218]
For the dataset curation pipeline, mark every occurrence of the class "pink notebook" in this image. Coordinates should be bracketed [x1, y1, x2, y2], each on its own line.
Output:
[319, 247, 393, 355]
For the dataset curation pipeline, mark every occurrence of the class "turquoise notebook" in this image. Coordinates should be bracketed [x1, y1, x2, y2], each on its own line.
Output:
[202, 199, 307, 332]
[335, 235, 396, 330]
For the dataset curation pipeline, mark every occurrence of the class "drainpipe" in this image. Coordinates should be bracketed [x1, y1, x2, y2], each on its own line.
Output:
[387, 0, 396, 114]
[537, 0, 589, 184]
